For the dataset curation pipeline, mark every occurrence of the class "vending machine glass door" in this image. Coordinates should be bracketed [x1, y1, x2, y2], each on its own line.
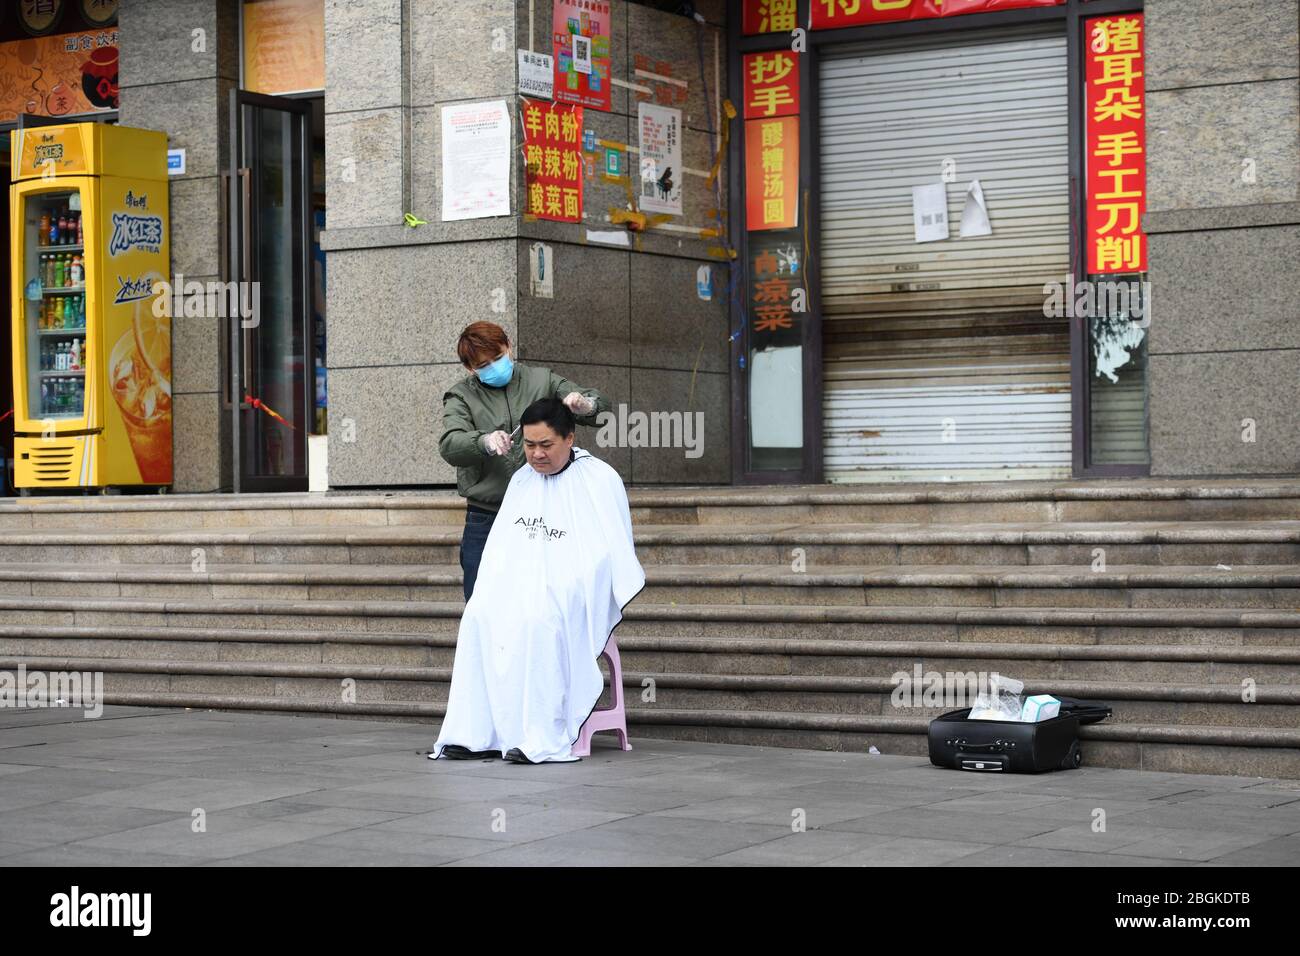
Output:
[21, 187, 88, 426]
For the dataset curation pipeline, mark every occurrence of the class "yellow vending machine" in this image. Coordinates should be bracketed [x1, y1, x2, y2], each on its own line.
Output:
[9, 123, 171, 490]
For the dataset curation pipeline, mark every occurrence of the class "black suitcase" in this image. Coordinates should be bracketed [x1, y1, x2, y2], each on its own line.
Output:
[928, 697, 1112, 773]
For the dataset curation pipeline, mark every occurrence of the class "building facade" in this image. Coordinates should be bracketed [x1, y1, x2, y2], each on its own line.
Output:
[0, 0, 1294, 495]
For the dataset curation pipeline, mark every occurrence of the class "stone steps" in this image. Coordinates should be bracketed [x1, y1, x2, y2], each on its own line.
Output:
[3, 479, 1300, 529]
[1, 521, 1298, 567]
[6, 651, 1297, 727]
[2, 477, 1299, 777]
[0, 563, 1296, 609]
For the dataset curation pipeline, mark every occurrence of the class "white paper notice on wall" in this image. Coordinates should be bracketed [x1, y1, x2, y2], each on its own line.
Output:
[912, 183, 949, 243]
[529, 242, 554, 298]
[441, 100, 512, 222]
[637, 103, 683, 216]
[750, 346, 803, 448]
[959, 179, 993, 238]
[518, 49, 553, 99]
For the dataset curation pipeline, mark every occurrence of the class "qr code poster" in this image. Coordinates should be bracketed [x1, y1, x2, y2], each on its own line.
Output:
[553, 0, 611, 111]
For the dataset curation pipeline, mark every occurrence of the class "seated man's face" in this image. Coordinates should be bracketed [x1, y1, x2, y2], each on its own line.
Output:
[523, 422, 575, 475]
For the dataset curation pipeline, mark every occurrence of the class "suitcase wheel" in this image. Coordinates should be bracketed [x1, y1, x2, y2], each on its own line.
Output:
[1059, 740, 1082, 770]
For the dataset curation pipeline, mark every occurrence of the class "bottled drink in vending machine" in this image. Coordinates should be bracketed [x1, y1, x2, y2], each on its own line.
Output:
[70, 338, 81, 371]
[57, 212, 67, 244]
[70, 255, 82, 286]
[76, 213, 83, 245]
[39, 212, 50, 245]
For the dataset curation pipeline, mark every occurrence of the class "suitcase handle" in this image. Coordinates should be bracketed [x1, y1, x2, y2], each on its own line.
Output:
[949, 738, 1004, 752]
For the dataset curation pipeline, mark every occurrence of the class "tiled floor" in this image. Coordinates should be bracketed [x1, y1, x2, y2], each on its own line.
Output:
[2, 706, 1298, 866]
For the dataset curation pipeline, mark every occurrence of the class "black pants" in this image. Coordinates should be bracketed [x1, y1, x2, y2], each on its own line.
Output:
[459, 506, 496, 601]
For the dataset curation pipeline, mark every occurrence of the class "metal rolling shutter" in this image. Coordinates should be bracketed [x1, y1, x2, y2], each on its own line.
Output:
[819, 25, 1072, 483]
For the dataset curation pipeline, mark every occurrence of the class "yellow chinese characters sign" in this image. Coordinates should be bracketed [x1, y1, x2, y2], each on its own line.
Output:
[522, 97, 584, 223]
[745, 116, 798, 231]
[743, 51, 799, 119]
[1086, 13, 1147, 274]
[742, 0, 799, 35]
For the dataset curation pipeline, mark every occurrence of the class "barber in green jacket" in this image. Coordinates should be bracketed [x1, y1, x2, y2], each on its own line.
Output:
[439, 321, 610, 601]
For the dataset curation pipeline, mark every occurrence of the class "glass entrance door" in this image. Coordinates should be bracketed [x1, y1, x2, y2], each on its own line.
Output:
[225, 90, 310, 493]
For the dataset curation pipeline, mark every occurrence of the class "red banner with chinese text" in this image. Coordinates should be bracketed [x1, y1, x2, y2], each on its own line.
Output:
[521, 98, 584, 223]
[1085, 13, 1147, 274]
[743, 51, 800, 119]
[742, 0, 799, 35]
[808, 0, 1064, 31]
[745, 116, 799, 231]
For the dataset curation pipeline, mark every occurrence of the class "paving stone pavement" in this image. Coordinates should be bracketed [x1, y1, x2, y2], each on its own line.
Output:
[1, 707, 1298, 867]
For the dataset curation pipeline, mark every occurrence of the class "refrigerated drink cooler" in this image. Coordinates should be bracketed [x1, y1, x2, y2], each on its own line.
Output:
[9, 123, 171, 490]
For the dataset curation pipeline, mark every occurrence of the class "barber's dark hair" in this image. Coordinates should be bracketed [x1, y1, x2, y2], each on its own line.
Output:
[520, 397, 576, 438]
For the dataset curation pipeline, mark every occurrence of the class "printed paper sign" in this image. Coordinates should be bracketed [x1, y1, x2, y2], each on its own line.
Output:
[959, 179, 992, 238]
[530, 242, 554, 298]
[441, 100, 512, 221]
[637, 103, 682, 216]
[912, 183, 949, 243]
[518, 49, 554, 99]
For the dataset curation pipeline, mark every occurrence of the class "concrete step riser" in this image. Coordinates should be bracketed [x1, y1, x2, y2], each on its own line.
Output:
[0, 544, 460, 566]
[631, 690, 1300, 729]
[639, 542, 1300, 567]
[1, 580, 1296, 610]
[34, 671, 1297, 731]
[5, 496, 1299, 533]
[1, 540, 1297, 569]
[686, 500, 1300, 525]
[3, 615, 1300, 648]
[7, 638, 1300, 687]
[622, 724, 1300, 779]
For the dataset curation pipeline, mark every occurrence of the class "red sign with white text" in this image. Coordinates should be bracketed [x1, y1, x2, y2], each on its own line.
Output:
[809, 0, 1064, 31]
[1085, 13, 1147, 274]
[743, 51, 800, 119]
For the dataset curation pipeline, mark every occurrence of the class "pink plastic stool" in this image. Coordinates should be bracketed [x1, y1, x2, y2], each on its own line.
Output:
[571, 637, 632, 757]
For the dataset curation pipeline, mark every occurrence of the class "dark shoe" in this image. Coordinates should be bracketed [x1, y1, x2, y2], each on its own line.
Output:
[504, 748, 537, 765]
[438, 744, 497, 760]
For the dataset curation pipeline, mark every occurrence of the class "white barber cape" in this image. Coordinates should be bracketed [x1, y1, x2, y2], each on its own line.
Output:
[431, 447, 645, 763]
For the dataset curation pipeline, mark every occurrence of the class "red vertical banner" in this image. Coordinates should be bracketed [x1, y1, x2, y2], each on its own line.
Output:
[741, 0, 800, 36]
[743, 51, 800, 119]
[552, 0, 612, 112]
[522, 98, 584, 223]
[745, 116, 799, 231]
[1085, 13, 1147, 274]
[810, 0, 1064, 30]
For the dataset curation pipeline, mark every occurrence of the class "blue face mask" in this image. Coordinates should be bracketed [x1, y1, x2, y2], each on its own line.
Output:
[476, 354, 513, 388]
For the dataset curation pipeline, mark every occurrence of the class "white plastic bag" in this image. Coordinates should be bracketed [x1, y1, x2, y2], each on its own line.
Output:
[968, 674, 1025, 721]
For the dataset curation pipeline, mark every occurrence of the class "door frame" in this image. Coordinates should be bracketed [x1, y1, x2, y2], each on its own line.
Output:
[224, 88, 312, 494]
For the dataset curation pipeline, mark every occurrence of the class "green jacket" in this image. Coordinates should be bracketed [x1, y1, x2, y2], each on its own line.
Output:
[439, 362, 610, 511]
